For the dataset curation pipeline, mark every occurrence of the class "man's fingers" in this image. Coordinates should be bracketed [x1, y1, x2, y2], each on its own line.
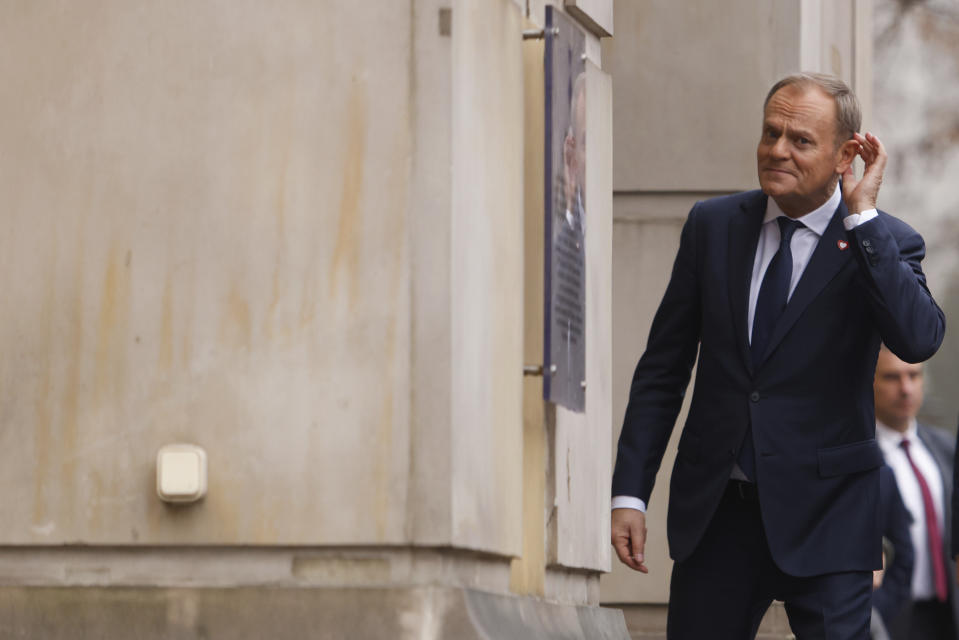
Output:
[632, 526, 649, 573]
[853, 134, 874, 164]
[612, 535, 644, 572]
[844, 132, 886, 214]
[612, 537, 633, 567]
[611, 509, 649, 573]
[855, 132, 886, 170]
[612, 530, 637, 569]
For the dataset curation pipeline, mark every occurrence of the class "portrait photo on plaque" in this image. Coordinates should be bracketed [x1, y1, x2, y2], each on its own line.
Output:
[543, 6, 586, 412]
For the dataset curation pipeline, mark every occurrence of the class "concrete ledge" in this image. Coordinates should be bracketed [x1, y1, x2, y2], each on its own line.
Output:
[0, 586, 629, 639]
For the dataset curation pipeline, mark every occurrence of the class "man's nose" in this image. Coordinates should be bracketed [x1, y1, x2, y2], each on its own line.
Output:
[769, 136, 790, 158]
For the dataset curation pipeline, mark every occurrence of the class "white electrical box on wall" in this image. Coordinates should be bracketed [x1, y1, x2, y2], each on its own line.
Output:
[156, 444, 208, 503]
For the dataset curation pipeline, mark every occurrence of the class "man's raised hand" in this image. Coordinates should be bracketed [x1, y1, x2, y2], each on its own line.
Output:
[611, 508, 649, 573]
[842, 132, 887, 215]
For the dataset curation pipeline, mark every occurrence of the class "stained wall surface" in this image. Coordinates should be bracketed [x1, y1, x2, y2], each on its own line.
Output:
[0, 0, 527, 555]
[0, 1, 418, 545]
[0, 1, 621, 627]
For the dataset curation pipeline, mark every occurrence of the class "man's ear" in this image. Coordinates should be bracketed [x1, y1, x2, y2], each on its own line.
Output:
[835, 138, 859, 175]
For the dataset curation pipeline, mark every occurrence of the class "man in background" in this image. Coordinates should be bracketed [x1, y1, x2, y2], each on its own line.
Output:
[875, 345, 959, 639]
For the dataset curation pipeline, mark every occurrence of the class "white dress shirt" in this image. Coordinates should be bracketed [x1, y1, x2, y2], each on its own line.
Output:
[876, 419, 945, 601]
[613, 186, 877, 513]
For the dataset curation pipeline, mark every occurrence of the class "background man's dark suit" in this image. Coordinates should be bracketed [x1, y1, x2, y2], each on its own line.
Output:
[612, 192, 944, 575]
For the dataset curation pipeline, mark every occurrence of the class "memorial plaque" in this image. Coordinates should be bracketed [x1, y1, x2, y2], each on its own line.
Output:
[543, 6, 586, 412]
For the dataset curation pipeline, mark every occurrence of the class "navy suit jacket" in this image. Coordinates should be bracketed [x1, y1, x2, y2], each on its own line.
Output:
[873, 464, 913, 633]
[612, 190, 945, 576]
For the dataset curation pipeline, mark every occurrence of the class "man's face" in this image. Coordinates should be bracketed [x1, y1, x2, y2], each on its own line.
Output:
[873, 348, 925, 431]
[756, 85, 845, 216]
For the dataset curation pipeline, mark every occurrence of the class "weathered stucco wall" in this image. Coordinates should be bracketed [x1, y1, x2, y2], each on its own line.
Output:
[448, 0, 525, 557]
[0, 0, 530, 556]
[0, 3, 623, 631]
[0, 1, 415, 545]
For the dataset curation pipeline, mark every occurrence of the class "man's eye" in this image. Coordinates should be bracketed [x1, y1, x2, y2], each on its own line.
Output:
[799, 137, 810, 145]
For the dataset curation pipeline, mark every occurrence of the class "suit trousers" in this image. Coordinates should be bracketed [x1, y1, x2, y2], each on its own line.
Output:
[667, 481, 873, 640]
[905, 600, 955, 640]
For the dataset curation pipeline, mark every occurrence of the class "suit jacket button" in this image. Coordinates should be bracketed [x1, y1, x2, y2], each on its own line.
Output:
[862, 238, 872, 247]
[750, 391, 760, 402]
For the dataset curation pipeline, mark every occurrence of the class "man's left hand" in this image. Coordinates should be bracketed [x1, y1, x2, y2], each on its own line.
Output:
[842, 132, 887, 215]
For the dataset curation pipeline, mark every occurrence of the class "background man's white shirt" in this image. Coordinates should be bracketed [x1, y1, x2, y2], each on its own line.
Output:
[876, 419, 946, 600]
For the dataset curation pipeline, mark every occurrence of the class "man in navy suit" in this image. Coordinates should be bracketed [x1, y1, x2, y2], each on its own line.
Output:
[610, 72, 945, 639]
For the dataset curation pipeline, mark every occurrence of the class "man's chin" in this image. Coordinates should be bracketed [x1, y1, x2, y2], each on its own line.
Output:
[759, 182, 791, 198]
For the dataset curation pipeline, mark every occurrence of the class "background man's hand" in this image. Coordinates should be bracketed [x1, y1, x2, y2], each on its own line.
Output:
[872, 569, 885, 589]
[873, 549, 888, 590]
[842, 132, 887, 214]
[611, 508, 649, 573]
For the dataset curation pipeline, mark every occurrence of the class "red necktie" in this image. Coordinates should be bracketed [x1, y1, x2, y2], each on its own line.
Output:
[901, 438, 948, 602]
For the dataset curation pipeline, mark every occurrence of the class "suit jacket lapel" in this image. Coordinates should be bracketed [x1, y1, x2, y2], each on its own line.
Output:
[728, 192, 767, 376]
[759, 199, 853, 366]
[917, 426, 952, 523]
[916, 424, 954, 565]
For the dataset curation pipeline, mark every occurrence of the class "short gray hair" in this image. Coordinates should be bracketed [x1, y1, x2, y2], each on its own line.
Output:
[764, 72, 862, 145]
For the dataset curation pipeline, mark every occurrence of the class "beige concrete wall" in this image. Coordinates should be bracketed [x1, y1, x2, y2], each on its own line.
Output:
[0, 0, 625, 624]
[565, 0, 614, 37]
[0, 0, 528, 558]
[448, 0, 525, 557]
[601, 0, 873, 607]
[408, 0, 530, 558]
[408, 0, 455, 546]
[511, 33, 548, 598]
[607, 1, 801, 193]
[0, 0, 415, 546]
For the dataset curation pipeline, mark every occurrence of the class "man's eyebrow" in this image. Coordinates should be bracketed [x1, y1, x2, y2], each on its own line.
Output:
[760, 121, 817, 140]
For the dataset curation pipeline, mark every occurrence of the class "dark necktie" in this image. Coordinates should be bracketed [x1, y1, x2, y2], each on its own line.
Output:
[737, 217, 803, 481]
[751, 216, 804, 368]
[901, 438, 948, 602]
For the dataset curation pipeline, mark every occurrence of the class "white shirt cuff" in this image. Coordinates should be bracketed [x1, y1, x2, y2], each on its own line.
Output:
[843, 208, 878, 230]
[611, 496, 647, 512]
